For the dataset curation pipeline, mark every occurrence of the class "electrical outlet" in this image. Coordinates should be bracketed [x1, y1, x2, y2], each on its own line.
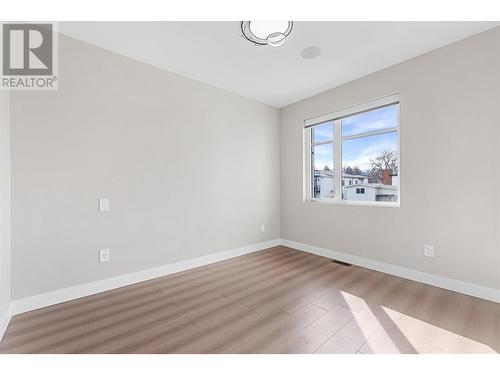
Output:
[260, 223, 266, 233]
[99, 198, 110, 212]
[424, 245, 434, 258]
[99, 248, 110, 262]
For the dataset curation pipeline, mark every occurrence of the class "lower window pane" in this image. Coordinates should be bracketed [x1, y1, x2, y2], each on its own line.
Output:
[342, 132, 398, 202]
[313, 143, 334, 199]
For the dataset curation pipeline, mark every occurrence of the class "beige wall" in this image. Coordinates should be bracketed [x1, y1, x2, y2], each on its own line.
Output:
[0, 91, 10, 317]
[8, 26, 500, 302]
[10, 35, 280, 299]
[280, 27, 500, 289]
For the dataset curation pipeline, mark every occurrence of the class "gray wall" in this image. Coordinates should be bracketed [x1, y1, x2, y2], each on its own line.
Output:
[280, 27, 500, 289]
[0, 91, 10, 317]
[10, 35, 280, 299]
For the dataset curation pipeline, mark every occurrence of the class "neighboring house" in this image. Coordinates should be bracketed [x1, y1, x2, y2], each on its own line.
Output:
[313, 169, 334, 198]
[343, 170, 399, 202]
[315, 169, 399, 202]
[342, 173, 368, 186]
[344, 183, 398, 202]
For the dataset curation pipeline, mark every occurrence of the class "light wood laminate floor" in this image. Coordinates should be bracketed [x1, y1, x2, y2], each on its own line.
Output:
[1, 246, 499, 354]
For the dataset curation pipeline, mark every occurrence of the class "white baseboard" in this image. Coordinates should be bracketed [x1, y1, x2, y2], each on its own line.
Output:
[10, 237, 500, 317]
[281, 239, 500, 303]
[0, 303, 13, 342]
[12, 239, 280, 315]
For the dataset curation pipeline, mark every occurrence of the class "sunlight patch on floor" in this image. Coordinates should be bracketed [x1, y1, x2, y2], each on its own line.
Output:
[339, 291, 496, 354]
[384, 307, 497, 354]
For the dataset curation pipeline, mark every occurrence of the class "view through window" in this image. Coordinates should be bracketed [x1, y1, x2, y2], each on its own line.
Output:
[306, 97, 399, 204]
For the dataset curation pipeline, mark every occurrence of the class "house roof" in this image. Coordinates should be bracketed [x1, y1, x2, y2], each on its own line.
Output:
[342, 173, 367, 179]
[344, 183, 398, 190]
[314, 170, 333, 177]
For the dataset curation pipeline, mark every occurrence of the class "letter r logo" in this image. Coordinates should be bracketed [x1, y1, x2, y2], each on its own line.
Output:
[2, 24, 53, 75]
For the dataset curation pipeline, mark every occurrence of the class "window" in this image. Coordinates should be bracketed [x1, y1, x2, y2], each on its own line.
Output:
[304, 94, 399, 206]
[310, 122, 334, 199]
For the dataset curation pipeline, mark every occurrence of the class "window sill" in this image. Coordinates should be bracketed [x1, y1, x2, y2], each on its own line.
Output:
[306, 198, 400, 208]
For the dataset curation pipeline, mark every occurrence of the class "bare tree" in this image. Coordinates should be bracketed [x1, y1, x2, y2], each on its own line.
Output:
[369, 150, 398, 183]
[343, 166, 363, 175]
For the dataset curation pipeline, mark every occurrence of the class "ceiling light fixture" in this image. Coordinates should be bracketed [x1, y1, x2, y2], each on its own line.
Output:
[240, 21, 293, 47]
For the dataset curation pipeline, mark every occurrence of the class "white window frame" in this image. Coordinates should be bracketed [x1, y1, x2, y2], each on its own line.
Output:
[303, 94, 400, 207]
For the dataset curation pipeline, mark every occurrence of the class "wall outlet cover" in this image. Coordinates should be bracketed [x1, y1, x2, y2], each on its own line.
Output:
[99, 199, 110, 212]
[99, 248, 110, 262]
[424, 245, 434, 258]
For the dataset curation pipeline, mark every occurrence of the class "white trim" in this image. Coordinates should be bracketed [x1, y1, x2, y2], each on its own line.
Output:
[333, 118, 342, 201]
[9, 237, 499, 318]
[12, 239, 280, 315]
[303, 127, 314, 201]
[304, 93, 399, 127]
[0, 303, 12, 342]
[307, 198, 400, 208]
[281, 239, 500, 303]
[302, 128, 311, 202]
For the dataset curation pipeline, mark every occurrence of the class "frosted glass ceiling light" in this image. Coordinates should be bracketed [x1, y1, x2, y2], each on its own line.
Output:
[241, 21, 293, 47]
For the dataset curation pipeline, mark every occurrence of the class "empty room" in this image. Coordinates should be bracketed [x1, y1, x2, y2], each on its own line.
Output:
[1, 1, 500, 372]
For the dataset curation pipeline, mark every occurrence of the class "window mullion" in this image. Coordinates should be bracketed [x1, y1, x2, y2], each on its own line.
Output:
[304, 128, 312, 201]
[311, 140, 333, 146]
[341, 127, 397, 141]
[333, 119, 342, 202]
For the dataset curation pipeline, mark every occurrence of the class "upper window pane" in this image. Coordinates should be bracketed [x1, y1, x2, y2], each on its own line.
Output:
[341, 103, 398, 137]
[313, 143, 333, 172]
[312, 121, 333, 143]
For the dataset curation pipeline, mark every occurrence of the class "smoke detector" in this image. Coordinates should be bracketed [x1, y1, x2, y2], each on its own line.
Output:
[301, 46, 322, 59]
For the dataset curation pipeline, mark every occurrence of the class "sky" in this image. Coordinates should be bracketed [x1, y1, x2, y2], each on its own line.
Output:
[313, 104, 398, 172]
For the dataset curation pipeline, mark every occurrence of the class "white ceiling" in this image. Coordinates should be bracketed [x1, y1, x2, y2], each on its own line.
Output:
[59, 22, 499, 108]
